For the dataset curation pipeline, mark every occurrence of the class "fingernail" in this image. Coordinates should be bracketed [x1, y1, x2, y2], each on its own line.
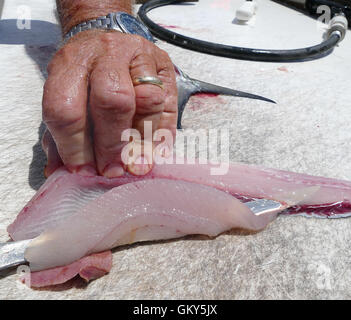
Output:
[68, 164, 97, 177]
[128, 155, 152, 176]
[103, 163, 125, 178]
[77, 165, 97, 177]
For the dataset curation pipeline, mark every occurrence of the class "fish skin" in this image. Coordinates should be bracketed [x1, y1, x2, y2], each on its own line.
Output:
[27, 251, 112, 288]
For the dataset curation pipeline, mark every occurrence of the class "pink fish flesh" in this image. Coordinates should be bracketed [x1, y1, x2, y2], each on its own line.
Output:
[150, 162, 351, 218]
[25, 178, 280, 272]
[27, 251, 112, 288]
[7, 161, 351, 286]
[8, 162, 351, 242]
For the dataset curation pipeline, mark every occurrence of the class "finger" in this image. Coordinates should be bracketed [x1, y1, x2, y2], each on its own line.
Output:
[41, 128, 63, 177]
[130, 51, 166, 135]
[128, 50, 166, 175]
[153, 49, 178, 158]
[41, 129, 96, 177]
[89, 56, 136, 178]
[42, 54, 95, 174]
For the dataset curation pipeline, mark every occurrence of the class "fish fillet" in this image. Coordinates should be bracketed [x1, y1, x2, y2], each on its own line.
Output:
[25, 178, 278, 271]
[151, 161, 351, 211]
[7, 160, 351, 286]
[8, 161, 351, 242]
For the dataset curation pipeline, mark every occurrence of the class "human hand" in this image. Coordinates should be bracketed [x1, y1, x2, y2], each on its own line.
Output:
[42, 30, 177, 178]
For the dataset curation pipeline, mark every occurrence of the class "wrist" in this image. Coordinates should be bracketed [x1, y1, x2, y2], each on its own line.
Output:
[64, 28, 111, 45]
[57, 0, 133, 35]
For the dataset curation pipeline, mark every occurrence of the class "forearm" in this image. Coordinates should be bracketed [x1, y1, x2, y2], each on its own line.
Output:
[56, 0, 133, 35]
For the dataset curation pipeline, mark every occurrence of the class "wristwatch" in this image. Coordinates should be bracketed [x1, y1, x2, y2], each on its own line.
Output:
[63, 12, 155, 43]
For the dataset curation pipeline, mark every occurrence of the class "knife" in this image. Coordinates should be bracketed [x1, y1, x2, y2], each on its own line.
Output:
[0, 239, 32, 272]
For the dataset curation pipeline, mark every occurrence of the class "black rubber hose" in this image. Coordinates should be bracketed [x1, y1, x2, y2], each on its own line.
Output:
[138, 0, 341, 62]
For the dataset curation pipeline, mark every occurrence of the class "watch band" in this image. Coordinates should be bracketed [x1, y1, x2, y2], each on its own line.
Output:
[63, 13, 121, 43]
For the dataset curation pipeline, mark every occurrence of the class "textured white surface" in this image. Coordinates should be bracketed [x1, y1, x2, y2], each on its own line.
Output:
[1, 0, 351, 299]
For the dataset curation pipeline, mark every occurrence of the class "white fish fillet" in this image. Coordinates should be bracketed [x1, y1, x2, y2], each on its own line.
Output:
[9, 160, 351, 242]
[7, 158, 351, 277]
[25, 179, 277, 271]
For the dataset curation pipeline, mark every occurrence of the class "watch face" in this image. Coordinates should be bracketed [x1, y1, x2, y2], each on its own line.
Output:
[115, 12, 154, 42]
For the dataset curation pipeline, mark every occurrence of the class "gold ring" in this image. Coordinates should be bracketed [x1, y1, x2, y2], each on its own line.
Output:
[132, 76, 164, 89]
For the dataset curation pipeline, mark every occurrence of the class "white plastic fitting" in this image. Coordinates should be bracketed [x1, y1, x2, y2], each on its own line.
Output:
[236, 1, 257, 22]
[328, 14, 348, 42]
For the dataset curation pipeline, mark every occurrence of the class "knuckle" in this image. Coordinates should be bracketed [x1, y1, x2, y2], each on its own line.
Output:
[96, 140, 124, 156]
[47, 45, 73, 74]
[100, 32, 120, 52]
[136, 86, 165, 112]
[43, 94, 83, 127]
[93, 88, 135, 115]
[130, 35, 154, 53]
[43, 105, 82, 128]
[134, 34, 149, 47]
[100, 32, 116, 42]
[156, 51, 174, 76]
[158, 48, 170, 60]
[130, 52, 155, 70]
[135, 51, 152, 62]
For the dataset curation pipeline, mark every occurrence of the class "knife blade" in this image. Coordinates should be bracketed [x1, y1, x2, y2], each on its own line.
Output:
[0, 239, 32, 272]
[244, 198, 286, 216]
